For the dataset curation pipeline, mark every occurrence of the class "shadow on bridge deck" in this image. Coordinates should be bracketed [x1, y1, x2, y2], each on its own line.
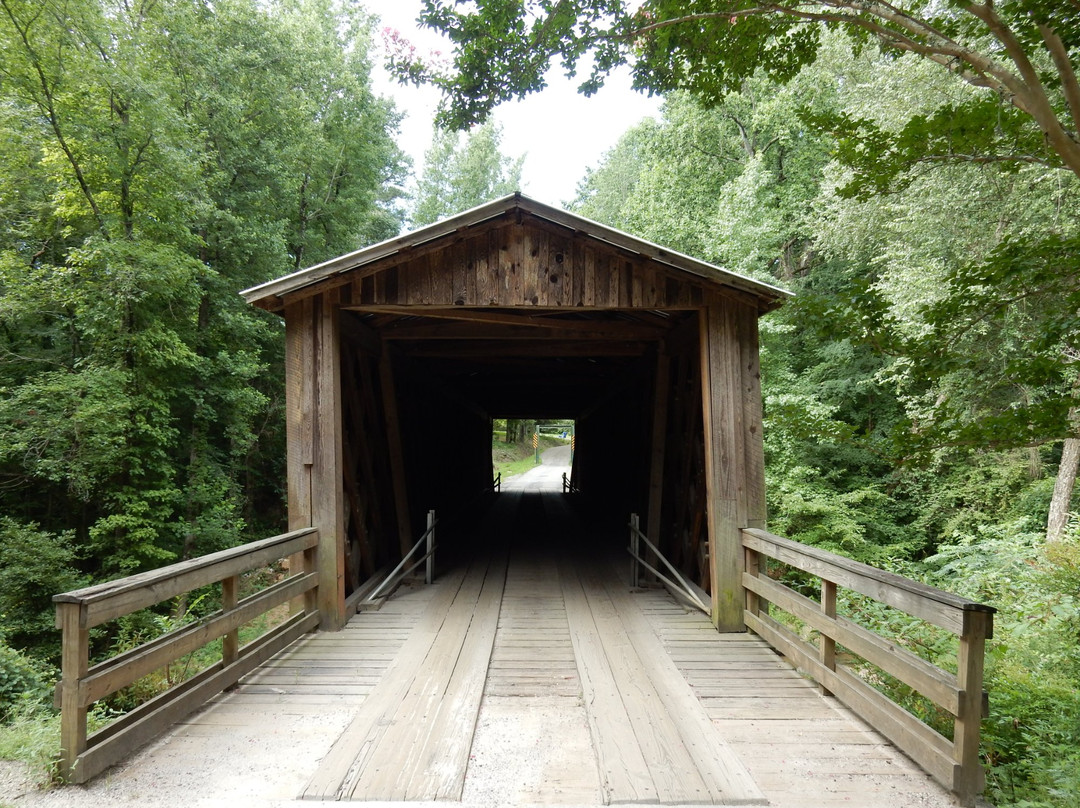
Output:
[23, 492, 958, 808]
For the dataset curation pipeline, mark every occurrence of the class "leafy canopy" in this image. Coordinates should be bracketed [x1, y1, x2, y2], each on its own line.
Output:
[409, 0, 1080, 183]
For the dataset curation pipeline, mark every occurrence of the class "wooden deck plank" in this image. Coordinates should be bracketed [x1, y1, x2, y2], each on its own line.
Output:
[597, 568, 767, 806]
[398, 551, 508, 800]
[560, 559, 658, 804]
[299, 566, 470, 800]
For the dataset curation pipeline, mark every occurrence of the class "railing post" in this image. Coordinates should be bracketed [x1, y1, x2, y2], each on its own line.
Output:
[820, 579, 837, 696]
[57, 601, 89, 781]
[303, 537, 319, 616]
[425, 509, 435, 585]
[743, 535, 771, 624]
[222, 575, 239, 668]
[629, 513, 640, 587]
[954, 608, 992, 806]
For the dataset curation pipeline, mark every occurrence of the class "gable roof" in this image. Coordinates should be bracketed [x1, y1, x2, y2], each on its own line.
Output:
[240, 192, 791, 312]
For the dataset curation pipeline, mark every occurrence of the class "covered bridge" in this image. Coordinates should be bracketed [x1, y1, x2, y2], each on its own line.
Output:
[52, 193, 992, 807]
[241, 192, 788, 632]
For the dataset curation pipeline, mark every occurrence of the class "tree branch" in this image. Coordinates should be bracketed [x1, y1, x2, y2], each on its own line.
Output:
[1039, 24, 1080, 139]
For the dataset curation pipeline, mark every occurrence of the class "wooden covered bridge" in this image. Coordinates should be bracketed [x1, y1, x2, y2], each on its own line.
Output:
[52, 195, 994, 807]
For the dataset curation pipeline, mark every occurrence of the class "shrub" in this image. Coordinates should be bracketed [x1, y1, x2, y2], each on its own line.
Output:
[0, 643, 51, 723]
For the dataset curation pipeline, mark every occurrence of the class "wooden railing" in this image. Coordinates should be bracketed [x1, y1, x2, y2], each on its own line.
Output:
[53, 528, 320, 783]
[741, 528, 994, 807]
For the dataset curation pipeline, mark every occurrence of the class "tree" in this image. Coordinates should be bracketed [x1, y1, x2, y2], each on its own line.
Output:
[410, 119, 523, 226]
[409, 0, 1080, 182]
[0, 0, 406, 636]
[408, 0, 1080, 535]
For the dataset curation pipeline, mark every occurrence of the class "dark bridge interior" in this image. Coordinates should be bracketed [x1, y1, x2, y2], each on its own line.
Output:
[338, 306, 707, 597]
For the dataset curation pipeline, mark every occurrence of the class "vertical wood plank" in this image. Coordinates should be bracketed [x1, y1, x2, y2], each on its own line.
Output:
[699, 296, 747, 630]
[431, 248, 453, 305]
[303, 539, 319, 616]
[583, 246, 596, 307]
[380, 344, 413, 559]
[221, 575, 239, 667]
[569, 239, 583, 306]
[475, 232, 495, 305]
[820, 580, 837, 695]
[312, 290, 346, 630]
[285, 300, 314, 611]
[646, 348, 671, 550]
[738, 304, 768, 529]
[525, 226, 542, 306]
[462, 238, 478, 305]
[495, 228, 511, 306]
[57, 602, 88, 781]
[609, 257, 626, 306]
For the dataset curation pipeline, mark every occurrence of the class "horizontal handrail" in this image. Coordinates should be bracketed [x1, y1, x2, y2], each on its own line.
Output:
[741, 527, 994, 807]
[54, 528, 319, 783]
[742, 528, 993, 634]
[55, 528, 319, 629]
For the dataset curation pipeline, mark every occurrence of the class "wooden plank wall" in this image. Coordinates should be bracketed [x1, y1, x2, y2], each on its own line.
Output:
[340, 217, 707, 311]
[698, 293, 767, 630]
[338, 317, 400, 593]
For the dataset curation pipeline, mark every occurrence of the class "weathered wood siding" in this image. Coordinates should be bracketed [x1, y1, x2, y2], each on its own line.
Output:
[282, 217, 716, 312]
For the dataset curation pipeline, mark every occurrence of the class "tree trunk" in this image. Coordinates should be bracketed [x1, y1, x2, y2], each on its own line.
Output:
[1047, 435, 1080, 541]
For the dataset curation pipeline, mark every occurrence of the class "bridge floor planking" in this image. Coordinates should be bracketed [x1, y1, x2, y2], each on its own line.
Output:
[22, 525, 959, 808]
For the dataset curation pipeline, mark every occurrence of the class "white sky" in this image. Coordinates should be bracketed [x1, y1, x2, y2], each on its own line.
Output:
[363, 0, 662, 208]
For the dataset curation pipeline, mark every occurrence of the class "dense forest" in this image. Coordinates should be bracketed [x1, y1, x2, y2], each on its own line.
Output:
[2, 0, 1079, 806]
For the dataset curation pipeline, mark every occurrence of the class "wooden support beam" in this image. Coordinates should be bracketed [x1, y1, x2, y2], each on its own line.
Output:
[380, 345, 413, 558]
[401, 340, 651, 359]
[699, 296, 748, 631]
[646, 346, 670, 551]
[312, 290, 346, 630]
[285, 298, 314, 613]
[381, 321, 666, 341]
[738, 304, 767, 530]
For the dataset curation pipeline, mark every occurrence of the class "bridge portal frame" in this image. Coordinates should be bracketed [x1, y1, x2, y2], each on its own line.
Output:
[243, 193, 789, 631]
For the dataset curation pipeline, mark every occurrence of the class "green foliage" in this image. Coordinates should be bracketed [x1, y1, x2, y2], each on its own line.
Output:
[922, 522, 1080, 807]
[0, 644, 51, 723]
[0, 703, 62, 787]
[412, 0, 1080, 184]
[0, 0, 406, 666]
[0, 520, 85, 659]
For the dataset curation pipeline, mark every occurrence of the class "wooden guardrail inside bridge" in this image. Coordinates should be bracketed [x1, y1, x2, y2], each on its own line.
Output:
[53, 528, 320, 783]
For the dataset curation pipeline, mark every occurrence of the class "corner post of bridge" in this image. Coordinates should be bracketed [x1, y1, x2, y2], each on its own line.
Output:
[629, 513, 640, 588]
